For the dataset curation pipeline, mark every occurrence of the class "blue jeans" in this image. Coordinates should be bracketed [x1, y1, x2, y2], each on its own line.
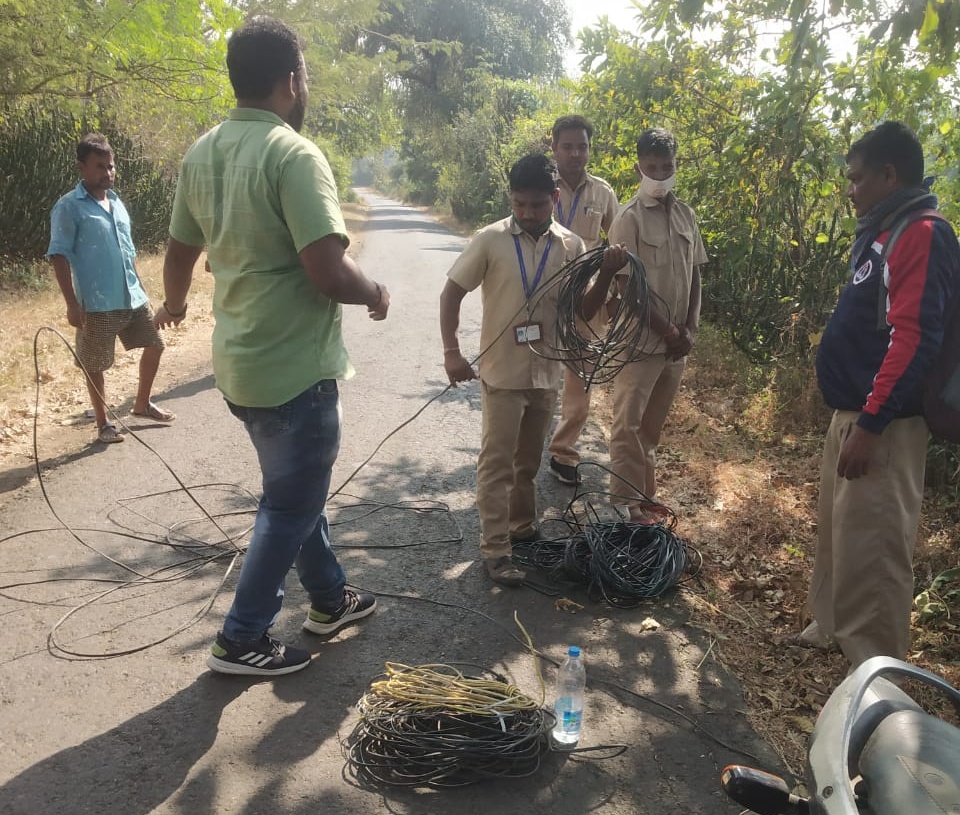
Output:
[223, 380, 346, 643]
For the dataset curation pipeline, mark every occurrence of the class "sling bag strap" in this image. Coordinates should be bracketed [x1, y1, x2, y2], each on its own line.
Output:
[874, 209, 946, 331]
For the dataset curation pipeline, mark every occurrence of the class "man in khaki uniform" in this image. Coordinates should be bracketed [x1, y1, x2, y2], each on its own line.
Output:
[583, 129, 707, 519]
[440, 153, 626, 585]
[546, 115, 621, 486]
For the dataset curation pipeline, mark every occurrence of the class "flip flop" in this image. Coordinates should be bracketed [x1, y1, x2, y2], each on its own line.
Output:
[131, 402, 176, 422]
[97, 423, 125, 443]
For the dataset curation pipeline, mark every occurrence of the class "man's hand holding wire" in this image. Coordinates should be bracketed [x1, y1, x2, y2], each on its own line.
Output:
[578, 244, 629, 323]
[443, 348, 477, 387]
[599, 244, 629, 279]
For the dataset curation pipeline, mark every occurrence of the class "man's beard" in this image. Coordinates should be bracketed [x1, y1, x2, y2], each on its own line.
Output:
[287, 97, 306, 133]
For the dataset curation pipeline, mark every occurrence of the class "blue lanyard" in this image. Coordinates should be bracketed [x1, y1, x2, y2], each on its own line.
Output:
[556, 188, 583, 229]
[513, 233, 553, 299]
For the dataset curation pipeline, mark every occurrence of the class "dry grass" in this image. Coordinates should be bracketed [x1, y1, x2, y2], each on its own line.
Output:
[0, 255, 216, 468]
[588, 323, 960, 777]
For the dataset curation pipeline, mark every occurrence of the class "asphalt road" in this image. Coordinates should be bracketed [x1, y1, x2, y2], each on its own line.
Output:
[0, 192, 773, 815]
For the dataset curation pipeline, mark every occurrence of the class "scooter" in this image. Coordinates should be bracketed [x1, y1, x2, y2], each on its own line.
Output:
[721, 656, 960, 814]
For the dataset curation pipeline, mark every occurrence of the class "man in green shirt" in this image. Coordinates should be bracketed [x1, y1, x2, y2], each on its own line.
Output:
[158, 17, 389, 676]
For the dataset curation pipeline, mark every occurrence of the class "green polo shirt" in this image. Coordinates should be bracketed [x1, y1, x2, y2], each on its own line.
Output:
[169, 107, 354, 407]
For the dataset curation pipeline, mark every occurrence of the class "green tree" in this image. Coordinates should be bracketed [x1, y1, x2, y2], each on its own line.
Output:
[359, 0, 571, 205]
[575, 4, 960, 361]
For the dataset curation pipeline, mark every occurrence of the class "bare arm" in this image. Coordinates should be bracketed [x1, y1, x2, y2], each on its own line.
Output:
[300, 234, 389, 320]
[439, 279, 477, 386]
[50, 254, 84, 328]
[579, 245, 629, 320]
[666, 265, 702, 360]
[685, 266, 702, 334]
[156, 237, 203, 328]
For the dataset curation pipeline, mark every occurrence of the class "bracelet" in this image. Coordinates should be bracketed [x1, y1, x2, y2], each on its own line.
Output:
[443, 346, 461, 354]
[371, 283, 383, 308]
[163, 300, 188, 318]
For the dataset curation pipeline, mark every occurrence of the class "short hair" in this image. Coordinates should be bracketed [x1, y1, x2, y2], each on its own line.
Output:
[847, 121, 924, 187]
[552, 115, 593, 144]
[636, 128, 678, 159]
[509, 153, 558, 195]
[77, 133, 112, 162]
[227, 17, 303, 101]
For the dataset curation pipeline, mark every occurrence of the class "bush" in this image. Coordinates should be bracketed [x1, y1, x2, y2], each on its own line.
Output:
[314, 136, 355, 202]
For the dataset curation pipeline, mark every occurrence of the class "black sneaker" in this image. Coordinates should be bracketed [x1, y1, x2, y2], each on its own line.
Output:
[549, 456, 581, 486]
[303, 588, 377, 635]
[206, 632, 311, 676]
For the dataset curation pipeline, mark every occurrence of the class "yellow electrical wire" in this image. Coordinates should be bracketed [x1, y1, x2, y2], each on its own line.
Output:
[365, 663, 539, 716]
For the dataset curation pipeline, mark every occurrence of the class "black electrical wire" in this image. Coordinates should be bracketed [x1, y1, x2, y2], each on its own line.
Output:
[344, 663, 552, 788]
[511, 461, 703, 607]
[511, 521, 700, 608]
[527, 245, 673, 387]
[343, 592, 767, 770]
[584, 521, 698, 607]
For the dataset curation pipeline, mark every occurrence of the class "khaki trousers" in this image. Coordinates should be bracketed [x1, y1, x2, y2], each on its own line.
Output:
[477, 382, 558, 559]
[608, 354, 685, 502]
[548, 367, 592, 466]
[808, 410, 928, 667]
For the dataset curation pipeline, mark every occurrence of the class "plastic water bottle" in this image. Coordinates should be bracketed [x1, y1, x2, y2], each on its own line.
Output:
[552, 645, 585, 747]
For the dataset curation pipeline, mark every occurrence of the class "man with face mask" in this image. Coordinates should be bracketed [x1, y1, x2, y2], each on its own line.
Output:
[582, 128, 707, 520]
[157, 17, 389, 676]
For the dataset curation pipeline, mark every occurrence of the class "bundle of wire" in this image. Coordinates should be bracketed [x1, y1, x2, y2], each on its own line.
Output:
[512, 520, 701, 608]
[547, 246, 672, 388]
[345, 662, 550, 787]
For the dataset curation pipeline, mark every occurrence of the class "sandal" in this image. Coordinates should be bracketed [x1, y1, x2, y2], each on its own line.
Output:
[483, 555, 526, 587]
[97, 423, 125, 443]
[628, 503, 668, 524]
[131, 402, 176, 422]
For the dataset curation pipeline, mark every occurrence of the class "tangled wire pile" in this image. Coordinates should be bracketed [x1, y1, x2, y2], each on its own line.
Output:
[345, 663, 550, 787]
[512, 518, 702, 607]
[548, 247, 671, 387]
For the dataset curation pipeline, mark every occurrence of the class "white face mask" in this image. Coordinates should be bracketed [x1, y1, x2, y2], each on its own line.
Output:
[639, 173, 676, 199]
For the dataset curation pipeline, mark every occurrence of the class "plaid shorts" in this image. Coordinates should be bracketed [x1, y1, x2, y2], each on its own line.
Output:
[75, 305, 164, 373]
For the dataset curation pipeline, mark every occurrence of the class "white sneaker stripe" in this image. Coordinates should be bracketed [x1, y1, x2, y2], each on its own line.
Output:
[236, 652, 276, 667]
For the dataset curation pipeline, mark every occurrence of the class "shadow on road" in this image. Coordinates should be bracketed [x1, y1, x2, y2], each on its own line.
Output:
[367, 217, 454, 235]
[0, 675, 245, 815]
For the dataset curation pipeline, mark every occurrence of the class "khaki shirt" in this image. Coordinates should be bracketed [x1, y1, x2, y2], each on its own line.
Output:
[556, 173, 619, 249]
[608, 190, 708, 351]
[448, 216, 586, 389]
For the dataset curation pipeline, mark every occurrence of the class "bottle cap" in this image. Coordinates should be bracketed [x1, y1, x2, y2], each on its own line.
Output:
[568, 645, 580, 657]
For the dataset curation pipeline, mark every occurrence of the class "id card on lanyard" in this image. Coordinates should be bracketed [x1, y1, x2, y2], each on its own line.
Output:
[555, 188, 583, 229]
[513, 233, 552, 344]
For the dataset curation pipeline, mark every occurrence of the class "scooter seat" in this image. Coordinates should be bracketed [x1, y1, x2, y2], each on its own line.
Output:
[858, 709, 960, 815]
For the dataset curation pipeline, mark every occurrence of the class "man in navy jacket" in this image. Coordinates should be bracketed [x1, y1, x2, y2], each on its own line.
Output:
[804, 121, 960, 668]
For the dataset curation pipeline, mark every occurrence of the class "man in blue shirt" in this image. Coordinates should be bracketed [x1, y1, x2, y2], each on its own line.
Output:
[48, 133, 174, 443]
